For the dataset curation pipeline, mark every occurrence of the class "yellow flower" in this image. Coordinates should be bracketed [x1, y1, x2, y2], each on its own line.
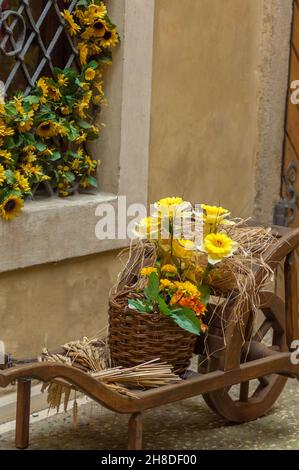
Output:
[17, 111, 34, 133]
[71, 159, 81, 171]
[57, 74, 68, 87]
[14, 96, 24, 114]
[155, 197, 191, 219]
[86, 3, 107, 24]
[172, 239, 195, 259]
[0, 149, 12, 161]
[159, 279, 174, 290]
[61, 106, 71, 115]
[201, 204, 230, 227]
[37, 78, 48, 103]
[14, 171, 31, 193]
[161, 264, 178, 276]
[134, 216, 160, 239]
[36, 120, 60, 138]
[78, 42, 89, 66]
[85, 68, 96, 81]
[0, 163, 6, 185]
[48, 84, 61, 101]
[202, 233, 237, 265]
[100, 28, 119, 48]
[0, 120, 14, 137]
[0, 195, 24, 222]
[61, 10, 80, 36]
[173, 281, 199, 297]
[0, 102, 5, 114]
[140, 267, 158, 277]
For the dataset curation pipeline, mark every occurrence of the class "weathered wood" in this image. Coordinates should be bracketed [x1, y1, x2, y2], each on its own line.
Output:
[285, 251, 299, 347]
[128, 413, 143, 450]
[15, 379, 31, 450]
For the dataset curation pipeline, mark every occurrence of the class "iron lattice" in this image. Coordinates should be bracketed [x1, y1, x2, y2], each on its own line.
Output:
[0, 0, 79, 98]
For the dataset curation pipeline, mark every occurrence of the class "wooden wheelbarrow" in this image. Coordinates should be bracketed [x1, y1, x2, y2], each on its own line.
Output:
[1, 225, 299, 450]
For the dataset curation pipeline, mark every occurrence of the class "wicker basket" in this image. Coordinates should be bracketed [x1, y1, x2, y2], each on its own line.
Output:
[109, 293, 197, 376]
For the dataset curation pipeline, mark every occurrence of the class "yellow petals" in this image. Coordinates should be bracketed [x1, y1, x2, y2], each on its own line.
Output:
[161, 264, 178, 276]
[0, 195, 24, 222]
[202, 233, 237, 265]
[85, 67, 96, 81]
[140, 267, 158, 277]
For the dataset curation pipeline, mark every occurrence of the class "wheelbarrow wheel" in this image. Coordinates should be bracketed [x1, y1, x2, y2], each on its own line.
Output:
[202, 291, 288, 423]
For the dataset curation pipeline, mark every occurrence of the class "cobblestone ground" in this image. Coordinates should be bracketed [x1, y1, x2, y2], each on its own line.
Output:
[0, 380, 299, 450]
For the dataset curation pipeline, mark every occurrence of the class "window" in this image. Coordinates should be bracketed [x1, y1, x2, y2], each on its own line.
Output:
[0, 0, 78, 97]
[0, 0, 154, 272]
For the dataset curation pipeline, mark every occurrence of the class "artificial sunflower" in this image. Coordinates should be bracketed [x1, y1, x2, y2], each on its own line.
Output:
[0, 195, 24, 221]
[100, 28, 119, 48]
[0, 119, 14, 137]
[0, 163, 6, 185]
[61, 10, 80, 36]
[14, 170, 31, 193]
[85, 68, 96, 81]
[36, 120, 60, 138]
[37, 78, 48, 104]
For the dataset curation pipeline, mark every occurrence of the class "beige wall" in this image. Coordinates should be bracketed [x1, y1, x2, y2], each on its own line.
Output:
[149, 0, 262, 217]
[0, 252, 121, 357]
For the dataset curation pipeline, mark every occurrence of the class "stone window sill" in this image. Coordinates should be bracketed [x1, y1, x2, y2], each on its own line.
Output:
[0, 193, 129, 273]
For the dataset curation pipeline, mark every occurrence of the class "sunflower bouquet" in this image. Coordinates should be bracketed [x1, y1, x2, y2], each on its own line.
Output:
[0, 1, 119, 221]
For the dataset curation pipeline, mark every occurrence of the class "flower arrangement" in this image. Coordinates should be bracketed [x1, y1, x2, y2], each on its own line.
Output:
[126, 195, 277, 340]
[128, 197, 240, 336]
[0, 0, 119, 221]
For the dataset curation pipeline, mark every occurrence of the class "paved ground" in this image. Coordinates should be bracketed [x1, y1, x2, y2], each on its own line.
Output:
[0, 378, 299, 450]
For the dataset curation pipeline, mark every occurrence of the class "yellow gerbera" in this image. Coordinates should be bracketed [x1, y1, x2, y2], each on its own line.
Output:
[36, 120, 60, 138]
[161, 264, 178, 276]
[0, 195, 24, 222]
[140, 267, 158, 277]
[85, 68, 96, 81]
[61, 10, 80, 36]
[202, 233, 237, 265]
[0, 163, 6, 185]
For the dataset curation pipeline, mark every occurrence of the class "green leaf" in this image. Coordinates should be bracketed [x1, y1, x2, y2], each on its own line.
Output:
[49, 151, 61, 162]
[35, 142, 47, 152]
[128, 299, 151, 313]
[158, 297, 171, 316]
[64, 171, 76, 183]
[199, 284, 211, 305]
[170, 307, 201, 336]
[5, 169, 15, 185]
[76, 119, 92, 130]
[144, 272, 160, 302]
[87, 175, 98, 188]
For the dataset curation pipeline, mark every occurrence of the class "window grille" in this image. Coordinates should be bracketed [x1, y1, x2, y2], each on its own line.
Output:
[0, 0, 78, 98]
